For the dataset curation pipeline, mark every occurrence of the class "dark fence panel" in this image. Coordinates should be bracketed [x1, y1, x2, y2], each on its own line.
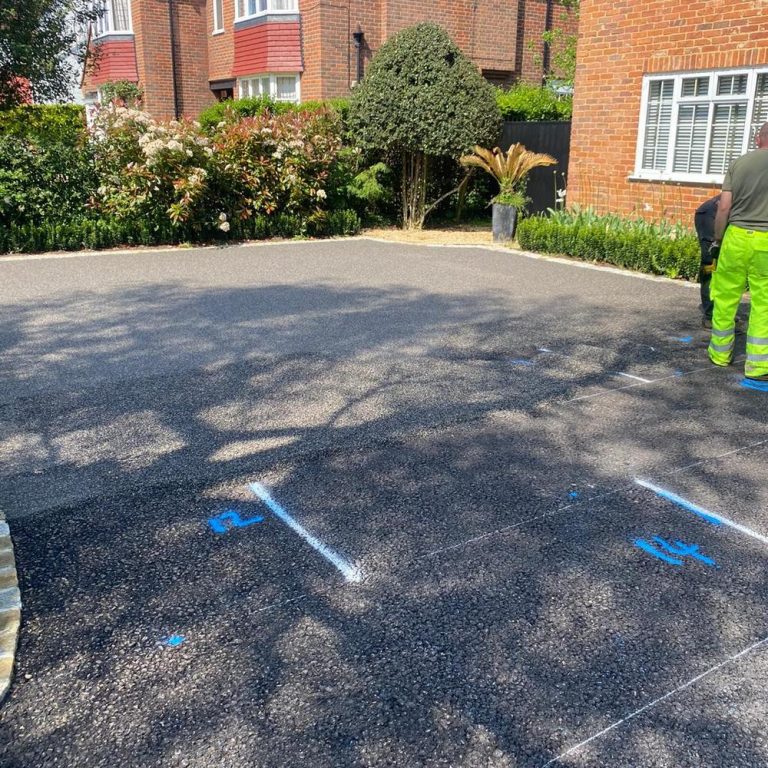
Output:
[499, 121, 571, 215]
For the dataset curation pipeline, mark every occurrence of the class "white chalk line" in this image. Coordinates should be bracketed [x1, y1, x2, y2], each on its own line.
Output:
[635, 477, 768, 547]
[420, 438, 768, 561]
[541, 633, 768, 766]
[566, 357, 746, 404]
[615, 372, 652, 383]
[249, 482, 362, 584]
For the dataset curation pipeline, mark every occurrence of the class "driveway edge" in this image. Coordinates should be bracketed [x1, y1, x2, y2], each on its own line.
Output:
[0, 510, 21, 704]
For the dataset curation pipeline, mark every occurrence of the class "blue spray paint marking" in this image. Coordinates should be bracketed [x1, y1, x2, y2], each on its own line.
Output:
[652, 537, 716, 567]
[569, 491, 580, 499]
[509, 359, 534, 366]
[741, 378, 768, 393]
[208, 509, 264, 535]
[163, 634, 185, 648]
[249, 482, 362, 583]
[634, 479, 723, 527]
[677, 336, 694, 344]
[634, 538, 683, 566]
[634, 538, 716, 568]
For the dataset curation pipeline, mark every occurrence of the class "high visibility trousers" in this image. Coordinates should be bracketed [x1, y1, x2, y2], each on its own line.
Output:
[709, 225, 768, 377]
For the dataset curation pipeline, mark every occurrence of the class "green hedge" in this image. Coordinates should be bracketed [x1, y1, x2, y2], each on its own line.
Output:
[198, 96, 350, 133]
[0, 209, 361, 255]
[517, 214, 700, 280]
[0, 104, 87, 144]
[496, 84, 572, 122]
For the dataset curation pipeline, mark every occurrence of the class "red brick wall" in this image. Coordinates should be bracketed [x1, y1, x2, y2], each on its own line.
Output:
[569, 0, 768, 223]
[208, 0, 235, 81]
[130, 0, 212, 119]
[300, 0, 578, 100]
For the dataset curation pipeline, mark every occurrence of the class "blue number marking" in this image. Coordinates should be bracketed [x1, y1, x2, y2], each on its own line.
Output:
[634, 537, 716, 568]
[208, 509, 264, 535]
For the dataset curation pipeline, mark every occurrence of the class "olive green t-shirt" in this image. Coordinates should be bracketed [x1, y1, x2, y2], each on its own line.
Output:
[722, 149, 768, 232]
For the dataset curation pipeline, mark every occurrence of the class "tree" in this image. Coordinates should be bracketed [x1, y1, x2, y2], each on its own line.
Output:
[348, 23, 501, 230]
[542, 0, 579, 86]
[0, 0, 99, 108]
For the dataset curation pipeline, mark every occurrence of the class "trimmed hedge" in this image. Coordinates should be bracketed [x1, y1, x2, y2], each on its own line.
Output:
[496, 84, 572, 122]
[0, 104, 87, 144]
[0, 209, 361, 255]
[517, 214, 700, 281]
[198, 96, 350, 133]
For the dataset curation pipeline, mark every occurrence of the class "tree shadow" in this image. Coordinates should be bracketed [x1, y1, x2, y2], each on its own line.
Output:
[0, 271, 766, 767]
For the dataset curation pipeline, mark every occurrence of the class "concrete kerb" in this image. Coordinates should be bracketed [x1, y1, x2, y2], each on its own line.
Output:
[0, 508, 21, 704]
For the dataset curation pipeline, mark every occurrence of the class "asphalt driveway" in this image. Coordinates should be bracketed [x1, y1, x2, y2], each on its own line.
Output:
[0, 238, 766, 767]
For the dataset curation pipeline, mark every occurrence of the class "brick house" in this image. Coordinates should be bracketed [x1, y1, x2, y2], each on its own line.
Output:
[568, 1, 768, 222]
[81, 0, 577, 120]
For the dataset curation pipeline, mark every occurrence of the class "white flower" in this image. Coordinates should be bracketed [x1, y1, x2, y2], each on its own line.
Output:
[203, 147, 213, 157]
[316, 189, 327, 200]
[556, 188, 566, 200]
[186, 149, 193, 157]
[97, 186, 107, 196]
[167, 140, 183, 152]
[219, 221, 230, 232]
[219, 212, 228, 222]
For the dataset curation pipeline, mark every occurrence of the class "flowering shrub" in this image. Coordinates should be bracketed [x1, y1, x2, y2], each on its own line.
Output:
[208, 108, 342, 231]
[91, 103, 343, 236]
[92, 104, 214, 232]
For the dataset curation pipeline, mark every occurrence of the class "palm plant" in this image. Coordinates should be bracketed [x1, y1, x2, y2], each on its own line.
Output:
[460, 143, 557, 208]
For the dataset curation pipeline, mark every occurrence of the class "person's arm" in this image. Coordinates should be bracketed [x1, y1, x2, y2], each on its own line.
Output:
[713, 190, 732, 243]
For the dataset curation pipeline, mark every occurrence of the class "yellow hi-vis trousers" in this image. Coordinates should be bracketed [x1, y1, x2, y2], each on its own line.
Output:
[709, 225, 768, 377]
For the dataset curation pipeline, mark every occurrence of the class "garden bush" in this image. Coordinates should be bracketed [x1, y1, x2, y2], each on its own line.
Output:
[0, 104, 96, 228]
[0, 103, 87, 144]
[517, 208, 699, 280]
[198, 97, 349, 134]
[496, 84, 572, 122]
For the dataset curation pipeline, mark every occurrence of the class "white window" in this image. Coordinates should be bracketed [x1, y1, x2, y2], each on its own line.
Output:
[235, 0, 298, 22]
[93, 0, 132, 37]
[238, 73, 300, 103]
[635, 68, 768, 183]
[213, 0, 223, 32]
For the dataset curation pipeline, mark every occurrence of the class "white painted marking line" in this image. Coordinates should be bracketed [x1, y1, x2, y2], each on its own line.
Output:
[541, 633, 768, 766]
[615, 372, 652, 383]
[248, 482, 362, 584]
[567, 357, 746, 404]
[635, 478, 768, 547]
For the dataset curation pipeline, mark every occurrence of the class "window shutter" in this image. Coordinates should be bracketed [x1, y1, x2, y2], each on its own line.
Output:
[642, 80, 674, 171]
[673, 104, 709, 173]
[707, 103, 748, 174]
[751, 74, 768, 139]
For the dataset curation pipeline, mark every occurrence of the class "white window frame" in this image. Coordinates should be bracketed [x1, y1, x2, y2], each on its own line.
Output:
[633, 67, 768, 184]
[93, 0, 133, 37]
[213, 0, 224, 33]
[234, 0, 298, 23]
[237, 73, 301, 103]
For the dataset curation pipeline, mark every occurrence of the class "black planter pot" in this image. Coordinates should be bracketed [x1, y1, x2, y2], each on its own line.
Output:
[492, 203, 518, 243]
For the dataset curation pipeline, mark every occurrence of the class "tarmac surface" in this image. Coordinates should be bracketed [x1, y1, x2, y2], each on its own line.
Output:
[0, 239, 767, 767]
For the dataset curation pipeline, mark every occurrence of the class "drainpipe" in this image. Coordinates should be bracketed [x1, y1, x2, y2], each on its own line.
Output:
[167, 0, 181, 118]
[352, 27, 365, 85]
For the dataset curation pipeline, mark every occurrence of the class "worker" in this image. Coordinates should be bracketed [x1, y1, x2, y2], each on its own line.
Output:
[708, 122, 768, 382]
[695, 194, 745, 332]
[695, 194, 719, 328]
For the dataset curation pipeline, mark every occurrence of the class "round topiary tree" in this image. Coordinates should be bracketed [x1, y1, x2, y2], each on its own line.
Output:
[348, 22, 501, 230]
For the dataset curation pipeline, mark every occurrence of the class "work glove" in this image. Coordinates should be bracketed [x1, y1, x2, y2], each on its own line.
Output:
[708, 242, 721, 260]
[703, 242, 720, 274]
